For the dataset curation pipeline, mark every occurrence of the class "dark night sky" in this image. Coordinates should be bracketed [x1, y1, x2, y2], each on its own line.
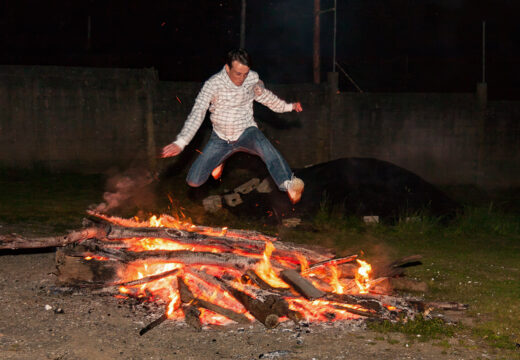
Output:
[1, 0, 518, 98]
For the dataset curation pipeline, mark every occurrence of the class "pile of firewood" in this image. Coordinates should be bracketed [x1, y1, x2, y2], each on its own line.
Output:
[0, 213, 467, 334]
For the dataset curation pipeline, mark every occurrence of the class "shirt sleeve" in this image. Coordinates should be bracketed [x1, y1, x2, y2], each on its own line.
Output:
[253, 80, 293, 113]
[174, 81, 215, 149]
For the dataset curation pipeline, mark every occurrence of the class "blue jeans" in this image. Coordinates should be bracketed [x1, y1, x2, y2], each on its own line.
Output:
[186, 127, 293, 191]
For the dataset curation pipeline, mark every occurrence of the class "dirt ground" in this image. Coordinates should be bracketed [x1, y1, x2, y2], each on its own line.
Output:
[0, 246, 506, 360]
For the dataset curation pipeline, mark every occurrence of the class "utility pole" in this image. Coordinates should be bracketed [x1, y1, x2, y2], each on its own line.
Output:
[314, 1, 337, 78]
[313, 0, 320, 84]
[86, 15, 92, 51]
[476, 20, 487, 109]
[240, 0, 246, 48]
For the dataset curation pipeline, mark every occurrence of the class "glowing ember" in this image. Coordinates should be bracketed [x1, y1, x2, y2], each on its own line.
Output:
[84, 255, 110, 261]
[288, 298, 365, 322]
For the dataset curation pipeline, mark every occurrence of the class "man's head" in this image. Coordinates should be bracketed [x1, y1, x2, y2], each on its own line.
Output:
[225, 49, 251, 86]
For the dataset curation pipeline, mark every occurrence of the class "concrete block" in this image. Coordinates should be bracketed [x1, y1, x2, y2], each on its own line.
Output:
[223, 192, 243, 207]
[282, 217, 301, 228]
[202, 195, 222, 213]
[234, 178, 260, 194]
[256, 178, 273, 193]
[363, 215, 379, 224]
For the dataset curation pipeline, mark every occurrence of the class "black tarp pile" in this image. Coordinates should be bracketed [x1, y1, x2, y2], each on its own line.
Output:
[203, 158, 460, 224]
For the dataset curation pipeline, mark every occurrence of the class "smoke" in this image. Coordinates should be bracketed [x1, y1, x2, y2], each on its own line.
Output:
[92, 168, 158, 215]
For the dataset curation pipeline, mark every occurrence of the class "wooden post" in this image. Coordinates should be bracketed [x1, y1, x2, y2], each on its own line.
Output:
[144, 69, 158, 171]
[240, 0, 246, 48]
[313, 0, 320, 84]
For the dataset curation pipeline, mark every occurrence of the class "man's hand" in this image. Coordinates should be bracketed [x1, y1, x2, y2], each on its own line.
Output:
[161, 143, 182, 158]
[292, 102, 303, 112]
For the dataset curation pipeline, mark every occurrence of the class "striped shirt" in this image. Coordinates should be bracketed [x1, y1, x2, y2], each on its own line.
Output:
[174, 66, 294, 149]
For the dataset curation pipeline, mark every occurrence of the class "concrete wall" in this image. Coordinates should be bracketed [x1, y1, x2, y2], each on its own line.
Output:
[0, 66, 154, 171]
[0, 65, 519, 188]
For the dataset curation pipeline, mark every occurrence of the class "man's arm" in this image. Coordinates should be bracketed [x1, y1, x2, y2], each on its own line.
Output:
[161, 81, 215, 158]
[253, 81, 302, 113]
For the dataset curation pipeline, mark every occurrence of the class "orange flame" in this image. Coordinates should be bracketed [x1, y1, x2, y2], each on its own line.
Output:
[329, 265, 344, 294]
[166, 284, 181, 318]
[84, 255, 110, 261]
[149, 215, 163, 227]
[254, 241, 289, 288]
[297, 254, 309, 273]
[355, 259, 372, 294]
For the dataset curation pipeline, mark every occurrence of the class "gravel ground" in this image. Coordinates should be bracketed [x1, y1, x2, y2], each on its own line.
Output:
[0, 248, 506, 360]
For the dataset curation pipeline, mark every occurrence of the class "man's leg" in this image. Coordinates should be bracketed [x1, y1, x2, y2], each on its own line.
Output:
[236, 127, 292, 188]
[186, 132, 232, 187]
[236, 127, 304, 203]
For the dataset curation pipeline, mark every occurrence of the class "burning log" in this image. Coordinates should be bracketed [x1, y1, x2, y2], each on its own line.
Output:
[324, 293, 388, 316]
[242, 270, 292, 293]
[178, 277, 250, 325]
[181, 304, 202, 331]
[85, 212, 334, 262]
[280, 269, 325, 300]
[222, 284, 301, 328]
[56, 249, 122, 286]
[301, 255, 358, 275]
[114, 268, 181, 287]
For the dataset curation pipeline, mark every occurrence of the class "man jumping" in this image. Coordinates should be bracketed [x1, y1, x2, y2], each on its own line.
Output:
[161, 49, 304, 204]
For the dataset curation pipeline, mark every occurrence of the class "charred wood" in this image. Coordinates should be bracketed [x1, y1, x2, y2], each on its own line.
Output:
[221, 284, 300, 328]
[242, 269, 290, 293]
[301, 255, 358, 275]
[87, 211, 334, 262]
[178, 277, 250, 324]
[0, 227, 107, 250]
[114, 268, 181, 287]
[55, 251, 122, 285]
[280, 269, 325, 300]
[426, 301, 469, 311]
[139, 313, 168, 336]
[324, 293, 388, 316]
[182, 304, 202, 331]
[329, 304, 380, 318]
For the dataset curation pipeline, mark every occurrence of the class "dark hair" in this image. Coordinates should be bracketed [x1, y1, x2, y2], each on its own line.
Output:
[226, 49, 251, 68]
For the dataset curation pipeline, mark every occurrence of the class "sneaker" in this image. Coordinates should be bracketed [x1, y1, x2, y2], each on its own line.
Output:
[211, 163, 224, 180]
[286, 177, 304, 204]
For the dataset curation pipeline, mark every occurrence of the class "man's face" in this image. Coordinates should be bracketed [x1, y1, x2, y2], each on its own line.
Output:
[225, 60, 250, 86]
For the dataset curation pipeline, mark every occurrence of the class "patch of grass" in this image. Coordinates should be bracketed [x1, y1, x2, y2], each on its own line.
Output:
[386, 338, 400, 345]
[453, 205, 520, 237]
[472, 328, 518, 350]
[367, 315, 456, 341]
[433, 339, 451, 349]
[0, 168, 105, 233]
